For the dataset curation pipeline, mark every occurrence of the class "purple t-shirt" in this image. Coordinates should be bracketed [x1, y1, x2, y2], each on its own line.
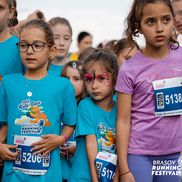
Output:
[115, 47, 182, 155]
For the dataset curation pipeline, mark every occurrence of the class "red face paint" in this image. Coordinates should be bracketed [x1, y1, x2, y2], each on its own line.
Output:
[84, 72, 111, 86]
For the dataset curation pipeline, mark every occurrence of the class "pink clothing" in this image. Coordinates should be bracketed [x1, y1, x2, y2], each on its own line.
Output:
[115, 47, 182, 155]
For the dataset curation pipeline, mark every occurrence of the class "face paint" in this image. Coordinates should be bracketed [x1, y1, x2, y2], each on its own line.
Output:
[84, 72, 111, 86]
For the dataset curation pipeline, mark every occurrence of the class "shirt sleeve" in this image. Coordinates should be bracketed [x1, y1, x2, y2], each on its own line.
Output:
[0, 79, 7, 122]
[62, 82, 77, 126]
[75, 101, 95, 137]
[115, 63, 134, 94]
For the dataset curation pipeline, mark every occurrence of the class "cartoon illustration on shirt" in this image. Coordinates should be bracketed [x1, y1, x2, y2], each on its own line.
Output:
[16, 99, 51, 134]
[29, 106, 51, 126]
[97, 122, 116, 153]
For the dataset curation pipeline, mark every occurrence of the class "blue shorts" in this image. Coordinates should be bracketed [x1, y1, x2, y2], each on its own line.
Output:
[128, 153, 181, 182]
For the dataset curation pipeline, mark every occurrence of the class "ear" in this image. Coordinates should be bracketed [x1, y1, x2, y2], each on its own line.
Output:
[136, 22, 142, 34]
[48, 46, 57, 60]
[8, 5, 15, 20]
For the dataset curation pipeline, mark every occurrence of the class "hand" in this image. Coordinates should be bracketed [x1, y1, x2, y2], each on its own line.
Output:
[0, 143, 18, 161]
[120, 172, 135, 182]
[0, 158, 4, 166]
[31, 134, 65, 158]
[60, 143, 76, 159]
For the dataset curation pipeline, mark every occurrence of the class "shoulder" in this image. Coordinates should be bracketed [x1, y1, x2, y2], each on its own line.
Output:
[3, 73, 22, 82]
[48, 76, 74, 91]
[78, 97, 93, 109]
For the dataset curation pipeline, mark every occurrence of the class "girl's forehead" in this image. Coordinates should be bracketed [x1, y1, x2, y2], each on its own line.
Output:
[86, 62, 107, 73]
[141, 2, 172, 17]
[20, 27, 46, 40]
[66, 66, 80, 76]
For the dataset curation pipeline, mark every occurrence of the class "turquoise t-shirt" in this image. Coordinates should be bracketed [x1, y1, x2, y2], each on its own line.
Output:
[69, 97, 116, 182]
[0, 73, 77, 182]
[48, 64, 64, 76]
[0, 35, 23, 79]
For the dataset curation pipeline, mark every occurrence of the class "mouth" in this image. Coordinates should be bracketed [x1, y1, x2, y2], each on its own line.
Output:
[176, 24, 182, 32]
[25, 58, 37, 63]
[155, 36, 165, 42]
[57, 49, 65, 53]
[92, 92, 101, 96]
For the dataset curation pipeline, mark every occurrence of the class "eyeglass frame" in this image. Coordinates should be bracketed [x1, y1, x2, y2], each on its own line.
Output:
[16, 40, 52, 53]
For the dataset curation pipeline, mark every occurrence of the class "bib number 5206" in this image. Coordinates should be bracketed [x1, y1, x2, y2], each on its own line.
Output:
[22, 152, 42, 163]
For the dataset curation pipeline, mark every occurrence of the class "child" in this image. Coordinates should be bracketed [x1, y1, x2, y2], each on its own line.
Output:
[0, 0, 23, 82]
[172, 0, 182, 45]
[61, 61, 86, 181]
[113, 38, 139, 66]
[70, 31, 93, 61]
[69, 49, 119, 182]
[48, 17, 73, 76]
[0, 19, 77, 182]
[0, 0, 23, 179]
[115, 0, 182, 182]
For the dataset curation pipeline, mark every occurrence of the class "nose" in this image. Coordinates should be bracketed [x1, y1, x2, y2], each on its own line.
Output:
[91, 79, 98, 89]
[26, 45, 34, 54]
[156, 21, 164, 32]
[58, 37, 64, 46]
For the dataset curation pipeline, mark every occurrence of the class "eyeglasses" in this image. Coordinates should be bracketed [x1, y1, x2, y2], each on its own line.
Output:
[16, 41, 51, 52]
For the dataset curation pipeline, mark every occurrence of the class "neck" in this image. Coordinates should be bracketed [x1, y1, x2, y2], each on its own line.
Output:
[24, 69, 48, 80]
[0, 28, 11, 42]
[52, 56, 68, 65]
[142, 45, 169, 59]
[93, 95, 114, 112]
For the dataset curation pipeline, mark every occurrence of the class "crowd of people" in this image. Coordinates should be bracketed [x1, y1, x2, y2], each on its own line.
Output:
[0, 0, 181, 182]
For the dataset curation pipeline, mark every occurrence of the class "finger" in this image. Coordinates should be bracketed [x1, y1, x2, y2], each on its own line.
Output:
[31, 140, 45, 146]
[41, 134, 53, 139]
[61, 147, 68, 152]
[31, 144, 45, 152]
[33, 148, 45, 155]
[7, 151, 18, 159]
[6, 144, 18, 149]
[41, 150, 50, 158]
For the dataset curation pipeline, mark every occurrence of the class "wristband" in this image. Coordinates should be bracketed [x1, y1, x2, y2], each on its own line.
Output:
[119, 170, 130, 177]
[62, 134, 67, 144]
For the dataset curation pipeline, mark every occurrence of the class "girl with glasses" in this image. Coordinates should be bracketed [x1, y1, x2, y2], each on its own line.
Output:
[0, 19, 77, 182]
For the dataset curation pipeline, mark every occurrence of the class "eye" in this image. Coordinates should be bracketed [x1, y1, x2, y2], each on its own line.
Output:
[19, 43, 28, 48]
[34, 42, 44, 48]
[145, 18, 155, 25]
[54, 36, 59, 40]
[85, 77, 92, 82]
[64, 36, 71, 41]
[163, 16, 171, 24]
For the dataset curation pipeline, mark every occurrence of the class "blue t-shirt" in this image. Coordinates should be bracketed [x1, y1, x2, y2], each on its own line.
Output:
[0, 73, 77, 182]
[48, 64, 64, 76]
[0, 36, 23, 79]
[69, 97, 116, 182]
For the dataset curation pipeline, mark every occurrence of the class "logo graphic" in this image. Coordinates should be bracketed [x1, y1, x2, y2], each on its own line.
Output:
[16, 100, 51, 134]
[97, 123, 116, 153]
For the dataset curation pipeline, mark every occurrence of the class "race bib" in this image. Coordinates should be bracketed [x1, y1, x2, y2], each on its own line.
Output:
[95, 152, 117, 182]
[152, 77, 182, 116]
[13, 135, 51, 175]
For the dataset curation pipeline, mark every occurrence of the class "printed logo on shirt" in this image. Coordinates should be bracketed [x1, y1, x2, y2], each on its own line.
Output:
[15, 99, 51, 134]
[97, 122, 116, 154]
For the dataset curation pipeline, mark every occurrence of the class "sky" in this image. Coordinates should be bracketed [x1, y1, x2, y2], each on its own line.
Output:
[16, 0, 134, 52]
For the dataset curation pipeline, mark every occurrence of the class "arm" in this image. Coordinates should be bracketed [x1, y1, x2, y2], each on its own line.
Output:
[32, 125, 74, 157]
[86, 135, 99, 182]
[0, 124, 7, 143]
[116, 92, 135, 182]
[0, 125, 18, 160]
